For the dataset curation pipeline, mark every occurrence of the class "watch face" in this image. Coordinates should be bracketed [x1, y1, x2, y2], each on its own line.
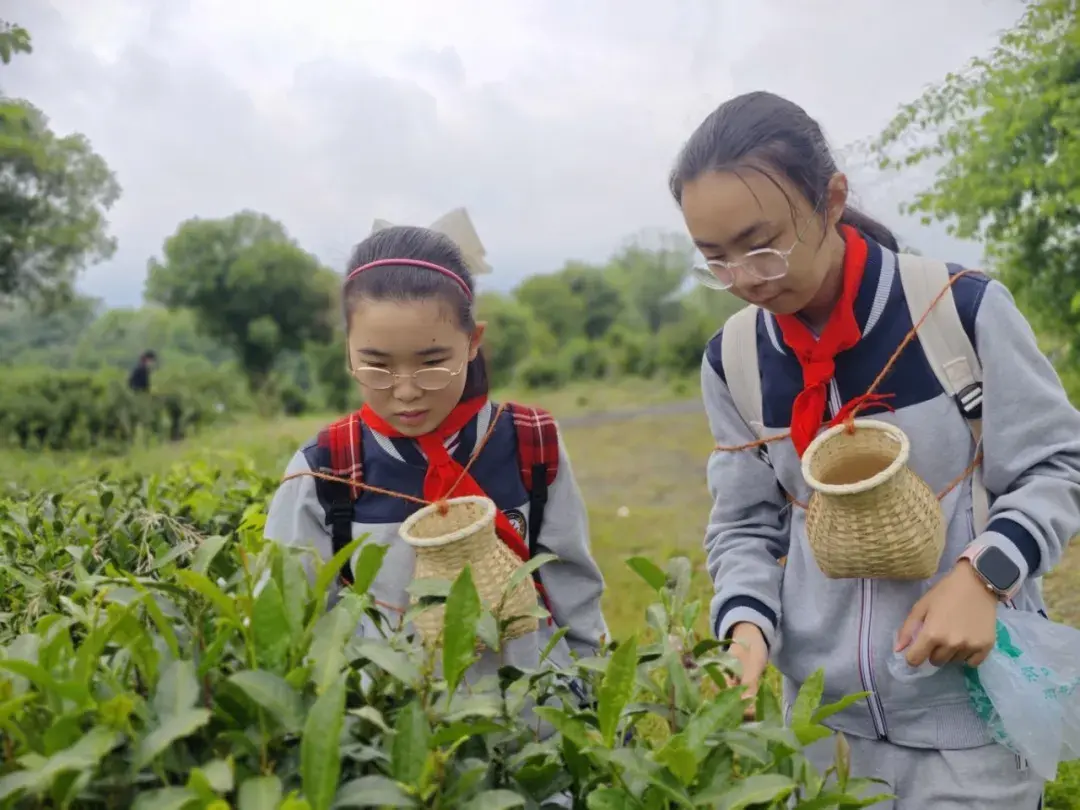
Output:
[977, 546, 1021, 593]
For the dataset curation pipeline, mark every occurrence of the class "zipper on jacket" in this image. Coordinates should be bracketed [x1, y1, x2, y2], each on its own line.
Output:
[827, 379, 889, 740]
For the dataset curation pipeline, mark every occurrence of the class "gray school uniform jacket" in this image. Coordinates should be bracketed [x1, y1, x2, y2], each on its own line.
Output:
[702, 237, 1080, 749]
[264, 400, 609, 689]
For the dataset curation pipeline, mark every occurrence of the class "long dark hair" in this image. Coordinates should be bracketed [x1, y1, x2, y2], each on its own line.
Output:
[343, 226, 488, 399]
[669, 91, 898, 252]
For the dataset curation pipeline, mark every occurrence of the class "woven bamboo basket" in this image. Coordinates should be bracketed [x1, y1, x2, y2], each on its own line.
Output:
[399, 496, 538, 647]
[801, 419, 945, 580]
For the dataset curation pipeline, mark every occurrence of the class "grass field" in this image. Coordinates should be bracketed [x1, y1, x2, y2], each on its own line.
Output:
[4, 376, 1079, 804]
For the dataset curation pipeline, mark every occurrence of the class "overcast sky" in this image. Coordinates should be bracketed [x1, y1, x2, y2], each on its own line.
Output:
[4, 0, 1023, 308]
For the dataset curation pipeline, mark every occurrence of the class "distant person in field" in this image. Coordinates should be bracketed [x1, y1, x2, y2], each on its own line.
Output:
[672, 91, 1080, 806]
[264, 225, 608, 710]
[128, 350, 157, 393]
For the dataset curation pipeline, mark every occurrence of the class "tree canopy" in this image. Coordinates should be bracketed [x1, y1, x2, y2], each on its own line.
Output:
[0, 20, 120, 308]
[872, 0, 1080, 351]
[145, 211, 338, 389]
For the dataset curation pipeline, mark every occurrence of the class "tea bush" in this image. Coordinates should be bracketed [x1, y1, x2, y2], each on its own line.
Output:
[0, 367, 249, 452]
[0, 465, 890, 809]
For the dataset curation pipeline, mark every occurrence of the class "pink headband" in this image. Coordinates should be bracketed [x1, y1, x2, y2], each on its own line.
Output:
[345, 258, 473, 302]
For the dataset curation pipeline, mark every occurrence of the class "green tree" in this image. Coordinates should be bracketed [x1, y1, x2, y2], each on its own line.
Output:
[871, 0, 1080, 350]
[146, 211, 337, 389]
[0, 21, 31, 64]
[608, 231, 693, 334]
[0, 21, 120, 308]
[561, 262, 623, 340]
[475, 291, 533, 387]
[514, 272, 586, 343]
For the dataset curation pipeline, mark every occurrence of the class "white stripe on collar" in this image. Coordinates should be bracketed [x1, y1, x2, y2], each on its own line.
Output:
[367, 399, 494, 464]
[863, 248, 896, 338]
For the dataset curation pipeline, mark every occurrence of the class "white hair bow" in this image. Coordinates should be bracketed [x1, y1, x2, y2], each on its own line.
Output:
[370, 207, 492, 276]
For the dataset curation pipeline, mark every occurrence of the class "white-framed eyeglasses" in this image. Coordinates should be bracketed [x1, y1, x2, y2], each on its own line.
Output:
[691, 209, 821, 291]
[349, 357, 467, 391]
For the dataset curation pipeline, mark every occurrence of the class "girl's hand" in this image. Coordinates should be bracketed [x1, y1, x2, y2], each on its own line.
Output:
[727, 622, 769, 718]
[895, 561, 999, 668]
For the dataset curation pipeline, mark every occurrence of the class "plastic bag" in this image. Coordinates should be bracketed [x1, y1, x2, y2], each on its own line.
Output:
[887, 621, 943, 683]
[964, 608, 1080, 781]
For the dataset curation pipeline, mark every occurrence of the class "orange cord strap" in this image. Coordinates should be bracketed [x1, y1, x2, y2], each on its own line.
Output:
[715, 269, 983, 455]
[281, 403, 508, 515]
[713, 269, 987, 511]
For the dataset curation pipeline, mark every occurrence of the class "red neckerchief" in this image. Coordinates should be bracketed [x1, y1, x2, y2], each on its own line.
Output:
[775, 225, 869, 457]
[359, 397, 530, 563]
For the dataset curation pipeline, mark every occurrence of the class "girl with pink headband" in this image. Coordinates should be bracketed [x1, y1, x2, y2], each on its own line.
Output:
[264, 223, 608, 744]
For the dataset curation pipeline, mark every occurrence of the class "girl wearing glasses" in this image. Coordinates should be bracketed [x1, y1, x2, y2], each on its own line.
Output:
[264, 224, 608, 703]
[676, 91, 1080, 807]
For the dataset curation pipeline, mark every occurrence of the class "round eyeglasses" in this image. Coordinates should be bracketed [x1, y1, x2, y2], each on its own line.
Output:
[349, 357, 466, 391]
[691, 206, 823, 291]
[691, 241, 798, 291]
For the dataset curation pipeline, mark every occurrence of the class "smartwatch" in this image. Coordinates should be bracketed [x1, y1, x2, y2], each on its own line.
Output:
[958, 544, 1022, 601]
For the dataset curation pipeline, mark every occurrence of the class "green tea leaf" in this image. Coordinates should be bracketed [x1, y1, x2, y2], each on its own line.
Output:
[625, 556, 667, 591]
[443, 566, 482, 696]
[811, 691, 872, 725]
[174, 570, 239, 623]
[191, 535, 228, 575]
[238, 776, 283, 810]
[349, 542, 389, 595]
[229, 669, 305, 733]
[586, 788, 628, 809]
[153, 659, 201, 718]
[253, 578, 292, 671]
[706, 774, 797, 809]
[313, 533, 369, 603]
[0, 659, 89, 704]
[463, 789, 527, 810]
[791, 668, 824, 728]
[504, 553, 558, 594]
[301, 674, 347, 810]
[533, 707, 594, 750]
[350, 640, 420, 685]
[281, 553, 310, 636]
[131, 786, 199, 810]
[406, 578, 452, 600]
[597, 634, 637, 747]
[656, 733, 697, 785]
[308, 595, 366, 693]
[334, 775, 415, 807]
[390, 700, 430, 786]
[135, 708, 212, 770]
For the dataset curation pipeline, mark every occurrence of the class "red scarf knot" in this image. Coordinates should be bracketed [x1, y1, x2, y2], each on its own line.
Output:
[775, 225, 869, 457]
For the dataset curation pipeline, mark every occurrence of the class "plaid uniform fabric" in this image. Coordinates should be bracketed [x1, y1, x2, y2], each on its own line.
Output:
[318, 410, 364, 498]
[506, 403, 559, 491]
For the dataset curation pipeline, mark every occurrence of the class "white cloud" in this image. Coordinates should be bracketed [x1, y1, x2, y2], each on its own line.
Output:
[3, 0, 1024, 306]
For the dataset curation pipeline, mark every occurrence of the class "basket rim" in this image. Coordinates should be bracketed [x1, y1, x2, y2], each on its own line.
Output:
[801, 418, 910, 496]
[399, 495, 496, 548]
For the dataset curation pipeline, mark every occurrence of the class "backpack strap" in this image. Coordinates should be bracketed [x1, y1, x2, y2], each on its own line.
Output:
[720, 304, 764, 437]
[505, 402, 559, 557]
[315, 411, 365, 586]
[896, 254, 989, 533]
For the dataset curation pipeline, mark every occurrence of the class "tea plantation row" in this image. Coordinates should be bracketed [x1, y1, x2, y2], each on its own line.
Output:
[0, 463, 887, 809]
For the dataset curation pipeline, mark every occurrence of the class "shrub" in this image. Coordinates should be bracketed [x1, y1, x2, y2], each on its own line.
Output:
[557, 338, 611, 381]
[0, 466, 886, 808]
[603, 325, 658, 378]
[517, 354, 570, 391]
[0, 366, 246, 452]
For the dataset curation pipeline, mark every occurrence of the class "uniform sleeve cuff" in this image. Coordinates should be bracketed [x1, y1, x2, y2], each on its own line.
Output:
[982, 518, 1041, 582]
[714, 597, 778, 650]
